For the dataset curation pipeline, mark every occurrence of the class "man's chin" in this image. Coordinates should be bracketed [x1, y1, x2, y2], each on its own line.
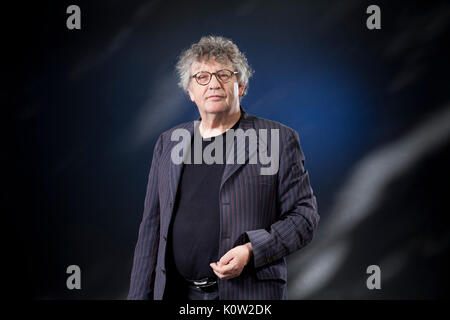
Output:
[203, 103, 230, 114]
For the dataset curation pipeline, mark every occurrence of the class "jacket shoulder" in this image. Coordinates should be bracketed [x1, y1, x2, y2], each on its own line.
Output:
[249, 114, 299, 138]
[157, 121, 193, 144]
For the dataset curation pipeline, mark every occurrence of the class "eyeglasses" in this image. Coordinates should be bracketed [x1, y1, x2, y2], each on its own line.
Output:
[191, 69, 239, 86]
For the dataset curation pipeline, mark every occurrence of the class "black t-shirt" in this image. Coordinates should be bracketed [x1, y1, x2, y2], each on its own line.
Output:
[168, 119, 240, 280]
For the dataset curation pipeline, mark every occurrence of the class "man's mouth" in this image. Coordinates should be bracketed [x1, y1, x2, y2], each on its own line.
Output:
[207, 95, 225, 99]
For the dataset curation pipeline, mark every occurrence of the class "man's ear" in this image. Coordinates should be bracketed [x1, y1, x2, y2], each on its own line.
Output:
[238, 83, 246, 97]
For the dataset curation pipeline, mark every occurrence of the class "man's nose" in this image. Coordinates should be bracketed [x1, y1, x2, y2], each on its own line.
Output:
[209, 74, 222, 89]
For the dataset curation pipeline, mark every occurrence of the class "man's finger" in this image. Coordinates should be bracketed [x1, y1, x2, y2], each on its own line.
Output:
[210, 262, 220, 272]
[218, 250, 235, 266]
[210, 262, 226, 274]
[220, 261, 236, 273]
[210, 262, 234, 274]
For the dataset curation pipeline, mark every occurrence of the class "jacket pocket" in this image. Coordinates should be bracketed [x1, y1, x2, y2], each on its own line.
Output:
[255, 261, 287, 283]
[248, 173, 276, 185]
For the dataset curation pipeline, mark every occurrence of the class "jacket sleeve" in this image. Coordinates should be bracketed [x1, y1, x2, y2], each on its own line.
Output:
[128, 134, 163, 300]
[246, 128, 319, 268]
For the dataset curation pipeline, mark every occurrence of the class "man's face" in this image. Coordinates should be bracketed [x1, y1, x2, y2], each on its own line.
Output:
[188, 56, 245, 116]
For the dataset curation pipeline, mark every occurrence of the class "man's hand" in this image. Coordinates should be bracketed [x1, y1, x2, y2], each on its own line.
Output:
[210, 242, 253, 280]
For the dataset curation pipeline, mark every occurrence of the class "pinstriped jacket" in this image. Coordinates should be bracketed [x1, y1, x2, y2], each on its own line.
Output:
[128, 108, 319, 300]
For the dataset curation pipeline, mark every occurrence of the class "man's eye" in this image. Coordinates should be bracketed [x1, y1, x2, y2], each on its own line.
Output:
[219, 73, 232, 80]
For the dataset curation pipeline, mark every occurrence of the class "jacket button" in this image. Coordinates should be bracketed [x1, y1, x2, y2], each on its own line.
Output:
[162, 236, 167, 241]
[161, 268, 166, 274]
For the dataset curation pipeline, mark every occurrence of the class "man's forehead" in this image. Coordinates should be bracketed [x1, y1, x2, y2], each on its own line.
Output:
[191, 56, 233, 73]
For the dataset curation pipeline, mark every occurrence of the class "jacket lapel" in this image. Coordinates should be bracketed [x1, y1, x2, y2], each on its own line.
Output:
[168, 121, 195, 204]
[220, 109, 255, 190]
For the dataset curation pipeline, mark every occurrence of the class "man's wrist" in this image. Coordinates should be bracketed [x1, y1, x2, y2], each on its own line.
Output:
[244, 242, 253, 265]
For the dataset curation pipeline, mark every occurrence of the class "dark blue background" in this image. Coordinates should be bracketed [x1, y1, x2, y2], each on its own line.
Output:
[8, 0, 450, 299]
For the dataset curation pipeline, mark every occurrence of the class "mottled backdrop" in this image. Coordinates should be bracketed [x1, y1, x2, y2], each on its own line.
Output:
[7, 0, 450, 299]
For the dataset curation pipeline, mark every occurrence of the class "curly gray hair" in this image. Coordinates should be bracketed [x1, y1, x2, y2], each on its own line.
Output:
[176, 35, 254, 97]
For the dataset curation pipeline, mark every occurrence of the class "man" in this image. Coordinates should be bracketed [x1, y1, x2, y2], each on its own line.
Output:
[128, 35, 319, 300]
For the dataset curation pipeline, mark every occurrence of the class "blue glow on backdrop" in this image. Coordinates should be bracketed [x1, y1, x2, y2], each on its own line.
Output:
[7, 0, 450, 299]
